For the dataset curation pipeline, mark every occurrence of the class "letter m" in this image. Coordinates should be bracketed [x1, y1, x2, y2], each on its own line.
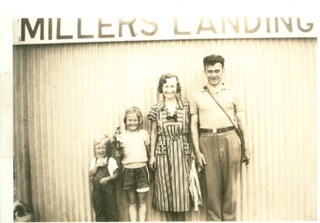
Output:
[21, 18, 44, 41]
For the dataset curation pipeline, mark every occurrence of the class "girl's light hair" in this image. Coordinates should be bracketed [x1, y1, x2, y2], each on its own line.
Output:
[123, 106, 143, 127]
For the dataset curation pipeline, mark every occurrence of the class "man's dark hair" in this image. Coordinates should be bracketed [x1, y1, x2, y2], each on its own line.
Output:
[203, 54, 225, 69]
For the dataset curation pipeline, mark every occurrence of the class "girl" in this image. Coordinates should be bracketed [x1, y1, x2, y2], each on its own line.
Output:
[119, 106, 150, 222]
[89, 134, 119, 222]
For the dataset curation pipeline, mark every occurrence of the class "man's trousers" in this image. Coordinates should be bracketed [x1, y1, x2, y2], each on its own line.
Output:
[199, 130, 241, 221]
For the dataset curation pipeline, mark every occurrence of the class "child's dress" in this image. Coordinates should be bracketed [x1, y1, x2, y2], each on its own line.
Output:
[91, 157, 118, 222]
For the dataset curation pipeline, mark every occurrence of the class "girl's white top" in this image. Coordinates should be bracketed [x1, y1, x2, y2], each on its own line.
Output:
[120, 129, 150, 168]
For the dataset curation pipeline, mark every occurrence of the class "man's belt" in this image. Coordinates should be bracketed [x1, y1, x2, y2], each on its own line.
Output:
[199, 126, 235, 134]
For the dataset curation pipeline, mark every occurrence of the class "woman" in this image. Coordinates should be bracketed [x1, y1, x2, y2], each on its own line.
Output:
[148, 73, 192, 221]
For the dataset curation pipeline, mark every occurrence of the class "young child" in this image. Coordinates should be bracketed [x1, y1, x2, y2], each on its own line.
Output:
[119, 106, 150, 222]
[89, 134, 119, 222]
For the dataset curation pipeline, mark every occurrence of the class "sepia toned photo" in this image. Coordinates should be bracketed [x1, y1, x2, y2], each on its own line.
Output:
[1, 4, 318, 222]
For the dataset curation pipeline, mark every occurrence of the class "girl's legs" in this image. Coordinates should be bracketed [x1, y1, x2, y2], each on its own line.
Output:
[137, 192, 147, 222]
[127, 191, 137, 221]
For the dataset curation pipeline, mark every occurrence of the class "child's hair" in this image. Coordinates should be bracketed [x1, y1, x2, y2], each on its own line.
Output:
[123, 106, 143, 127]
[93, 134, 112, 157]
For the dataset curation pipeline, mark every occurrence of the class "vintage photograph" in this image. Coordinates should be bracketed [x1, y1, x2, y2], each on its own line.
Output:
[10, 16, 317, 222]
[1, 2, 318, 222]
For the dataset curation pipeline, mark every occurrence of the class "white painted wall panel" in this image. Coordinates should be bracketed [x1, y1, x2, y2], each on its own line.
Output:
[13, 38, 317, 221]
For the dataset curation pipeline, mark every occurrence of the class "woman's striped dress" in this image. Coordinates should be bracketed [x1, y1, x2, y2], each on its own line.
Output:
[148, 99, 191, 212]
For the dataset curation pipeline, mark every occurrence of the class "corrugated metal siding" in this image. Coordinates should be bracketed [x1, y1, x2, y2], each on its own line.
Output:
[13, 38, 317, 221]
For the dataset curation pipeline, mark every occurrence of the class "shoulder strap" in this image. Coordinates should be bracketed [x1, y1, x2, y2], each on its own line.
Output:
[203, 86, 237, 128]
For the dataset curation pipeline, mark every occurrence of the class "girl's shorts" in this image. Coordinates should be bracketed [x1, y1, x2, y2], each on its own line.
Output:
[122, 166, 150, 192]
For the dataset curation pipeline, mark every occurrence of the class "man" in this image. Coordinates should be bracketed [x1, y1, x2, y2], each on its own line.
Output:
[190, 54, 250, 221]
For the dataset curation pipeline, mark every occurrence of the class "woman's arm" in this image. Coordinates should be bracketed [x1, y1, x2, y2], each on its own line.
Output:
[190, 114, 206, 168]
[149, 121, 158, 169]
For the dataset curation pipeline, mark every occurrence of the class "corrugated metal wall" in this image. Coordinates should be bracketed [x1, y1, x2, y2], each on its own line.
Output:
[13, 38, 317, 221]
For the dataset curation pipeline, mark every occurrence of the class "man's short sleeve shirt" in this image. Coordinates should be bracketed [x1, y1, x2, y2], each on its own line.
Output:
[189, 85, 245, 128]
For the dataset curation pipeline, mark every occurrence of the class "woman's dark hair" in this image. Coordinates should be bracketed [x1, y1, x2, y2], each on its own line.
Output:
[157, 73, 181, 94]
